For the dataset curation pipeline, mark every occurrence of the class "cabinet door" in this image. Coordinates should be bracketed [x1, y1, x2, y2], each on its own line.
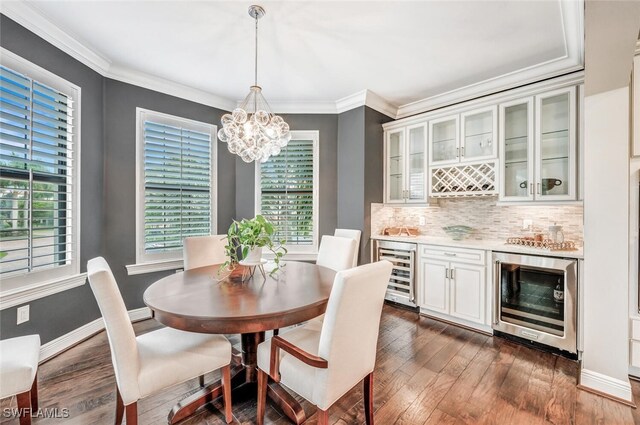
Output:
[499, 98, 535, 201]
[418, 258, 449, 314]
[460, 106, 497, 162]
[429, 115, 459, 166]
[406, 124, 428, 203]
[385, 129, 406, 203]
[449, 263, 485, 324]
[535, 87, 577, 201]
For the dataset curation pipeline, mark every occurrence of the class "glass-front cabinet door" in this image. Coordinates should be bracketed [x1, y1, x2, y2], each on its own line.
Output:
[385, 129, 405, 203]
[500, 98, 534, 201]
[406, 124, 428, 203]
[429, 115, 459, 166]
[460, 106, 497, 162]
[535, 87, 576, 201]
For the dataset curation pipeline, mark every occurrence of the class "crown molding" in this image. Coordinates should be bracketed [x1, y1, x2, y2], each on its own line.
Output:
[251, 100, 340, 114]
[0, 1, 111, 74]
[395, 0, 584, 119]
[364, 90, 397, 118]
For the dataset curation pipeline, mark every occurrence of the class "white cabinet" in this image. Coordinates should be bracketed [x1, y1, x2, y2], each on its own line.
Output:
[499, 87, 577, 202]
[384, 124, 428, 204]
[418, 245, 487, 328]
[429, 106, 497, 166]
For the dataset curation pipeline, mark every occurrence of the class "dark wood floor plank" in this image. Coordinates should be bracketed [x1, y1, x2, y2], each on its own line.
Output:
[7, 305, 640, 425]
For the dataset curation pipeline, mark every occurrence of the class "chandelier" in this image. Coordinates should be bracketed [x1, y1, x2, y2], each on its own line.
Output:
[218, 5, 291, 163]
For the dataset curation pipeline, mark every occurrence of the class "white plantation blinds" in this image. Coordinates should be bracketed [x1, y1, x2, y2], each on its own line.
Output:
[0, 65, 76, 279]
[259, 134, 317, 249]
[141, 113, 215, 259]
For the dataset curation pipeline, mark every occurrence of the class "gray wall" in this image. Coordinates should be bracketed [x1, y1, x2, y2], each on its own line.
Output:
[102, 79, 235, 311]
[234, 114, 339, 239]
[0, 15, 105, 343]
[337, 106, 392, 264]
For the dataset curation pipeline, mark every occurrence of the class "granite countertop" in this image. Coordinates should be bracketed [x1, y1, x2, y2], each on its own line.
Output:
[371, 234, 583, 259]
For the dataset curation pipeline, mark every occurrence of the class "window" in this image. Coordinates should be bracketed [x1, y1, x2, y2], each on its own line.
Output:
[255, 131, 319, 255]
[135, 108, 217, 265]
[0, 52, 81, 293]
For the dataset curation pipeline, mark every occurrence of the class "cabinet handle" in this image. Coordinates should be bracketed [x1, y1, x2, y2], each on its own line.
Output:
[456, 147, 459, 158]
[450, 268, 455, 280]
[529, 183, 533, 195]
[445, 268, 449, 279]
[461, 146, 465, 157]
[444, 252, 457, 257]
[537, 182, 541, 195]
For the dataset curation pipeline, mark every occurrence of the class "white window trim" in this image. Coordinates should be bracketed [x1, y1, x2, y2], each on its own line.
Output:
[132, 108, 217, 273]
[254, 130, 320, 257]
[0, 48, 83, 309]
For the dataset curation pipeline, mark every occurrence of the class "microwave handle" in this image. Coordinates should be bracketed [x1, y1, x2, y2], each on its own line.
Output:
[493, 260, 501, 325]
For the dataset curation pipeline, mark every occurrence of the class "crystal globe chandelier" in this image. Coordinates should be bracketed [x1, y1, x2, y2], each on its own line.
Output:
[218, 5, 291, 163]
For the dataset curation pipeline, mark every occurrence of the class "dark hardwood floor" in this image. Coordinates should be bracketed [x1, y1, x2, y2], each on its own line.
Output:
[2, 305, 640, 424]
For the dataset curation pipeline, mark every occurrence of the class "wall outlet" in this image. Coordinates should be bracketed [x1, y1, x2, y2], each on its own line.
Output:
[522, 219, 533, 230]
[419, 216, 426, 226]
[17, 305, 29, 325]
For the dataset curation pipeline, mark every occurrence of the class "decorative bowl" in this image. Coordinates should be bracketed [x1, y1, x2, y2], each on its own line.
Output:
[442, 225, 474, 241]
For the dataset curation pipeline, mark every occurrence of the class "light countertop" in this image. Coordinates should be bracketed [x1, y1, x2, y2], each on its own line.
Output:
[371, 234, 583, 259]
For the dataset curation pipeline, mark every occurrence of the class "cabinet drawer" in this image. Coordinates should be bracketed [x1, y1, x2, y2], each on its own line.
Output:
[420, 244, 486, 265]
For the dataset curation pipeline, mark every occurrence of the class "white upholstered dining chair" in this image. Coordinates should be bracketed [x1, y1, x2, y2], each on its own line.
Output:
[316, 235, 358, 272]
[0, 335, 40, 425]
[87, 257, 233, 425]
[333, 228, 361, 267]
[256, 260, 393, 425]
[182, 234, 228, 270]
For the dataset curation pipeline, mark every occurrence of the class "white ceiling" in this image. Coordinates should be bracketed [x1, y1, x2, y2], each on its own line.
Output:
[2, 0, 584, 117]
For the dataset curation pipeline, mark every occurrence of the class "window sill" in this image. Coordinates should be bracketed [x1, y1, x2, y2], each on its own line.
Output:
[126, 259, 184, 276]
[0, 273, 87, 310]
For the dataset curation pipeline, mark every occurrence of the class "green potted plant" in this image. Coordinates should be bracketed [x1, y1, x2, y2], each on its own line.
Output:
[224, 215, 287, 274]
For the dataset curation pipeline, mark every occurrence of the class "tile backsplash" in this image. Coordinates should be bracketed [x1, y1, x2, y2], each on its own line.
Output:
[371, 197, 584, 245]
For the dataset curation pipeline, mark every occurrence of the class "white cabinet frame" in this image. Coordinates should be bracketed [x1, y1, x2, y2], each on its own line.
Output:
[460, 105, 498, 163]
[384, 125, 429, 204]
[428, 114, 460, 166]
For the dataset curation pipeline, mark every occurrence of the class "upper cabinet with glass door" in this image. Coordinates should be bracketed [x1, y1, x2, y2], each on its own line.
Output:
[429, 106, 497, 166]
[535, 87, 576, 201]
[499, 87, 577, 202]
[384, 124, 428, 204]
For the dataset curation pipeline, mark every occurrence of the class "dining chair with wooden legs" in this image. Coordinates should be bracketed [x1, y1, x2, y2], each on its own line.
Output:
[87, 257, 233, 425]
[256, 260, 393, 425]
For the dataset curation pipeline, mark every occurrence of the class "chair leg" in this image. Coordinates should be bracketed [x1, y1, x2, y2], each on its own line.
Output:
[115, 386, 124, 425]
[199, 374, 205, 387]
[317, 408, 329, 425]
[16, 390, 31, 425]
[30, 372, 38, 411]
[257, 369, 268, 425]
[221, 365, 233, 424]
[364, 372, 374, 425]
[125, 402, 137, 425]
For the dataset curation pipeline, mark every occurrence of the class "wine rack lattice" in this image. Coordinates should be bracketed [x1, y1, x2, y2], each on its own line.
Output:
[430, 161, 497, 197]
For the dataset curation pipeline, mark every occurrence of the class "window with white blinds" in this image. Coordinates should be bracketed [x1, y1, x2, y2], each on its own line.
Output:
[0, 63, 79, 285]
[136, 109, 216, 263]
[257, 131, 318, 253]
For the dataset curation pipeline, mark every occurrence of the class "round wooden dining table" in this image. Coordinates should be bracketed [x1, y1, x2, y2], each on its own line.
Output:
[143, 261, 336, 424]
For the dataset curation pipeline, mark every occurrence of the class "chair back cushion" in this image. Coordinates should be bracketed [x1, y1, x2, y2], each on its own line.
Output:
[183, 235, 228, 270]
[314, 260, 392, 409]
[316, 235, 357, 272]
[87, 257, 140, 402]
[333, 229, 361, 267]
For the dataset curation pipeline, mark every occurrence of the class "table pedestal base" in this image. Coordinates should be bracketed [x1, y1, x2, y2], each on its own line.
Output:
[167, 332, 306, 425]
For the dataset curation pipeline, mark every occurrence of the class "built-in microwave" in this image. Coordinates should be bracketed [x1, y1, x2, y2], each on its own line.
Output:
[493, 252, 578, 355]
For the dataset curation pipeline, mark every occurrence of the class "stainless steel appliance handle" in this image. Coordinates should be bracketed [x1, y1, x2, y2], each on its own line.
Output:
[493, 260, 501, 325]
[409, 250, 415, 302]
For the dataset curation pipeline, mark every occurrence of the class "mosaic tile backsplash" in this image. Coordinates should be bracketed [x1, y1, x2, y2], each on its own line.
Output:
[371, 197, 584, 245]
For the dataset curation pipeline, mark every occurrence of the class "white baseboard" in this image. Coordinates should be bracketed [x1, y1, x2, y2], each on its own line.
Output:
[579, 368, 633, 402]
[39, 306, 153, 363]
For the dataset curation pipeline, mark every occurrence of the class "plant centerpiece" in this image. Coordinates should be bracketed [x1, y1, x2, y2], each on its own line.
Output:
[224, 215, 287, 275]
